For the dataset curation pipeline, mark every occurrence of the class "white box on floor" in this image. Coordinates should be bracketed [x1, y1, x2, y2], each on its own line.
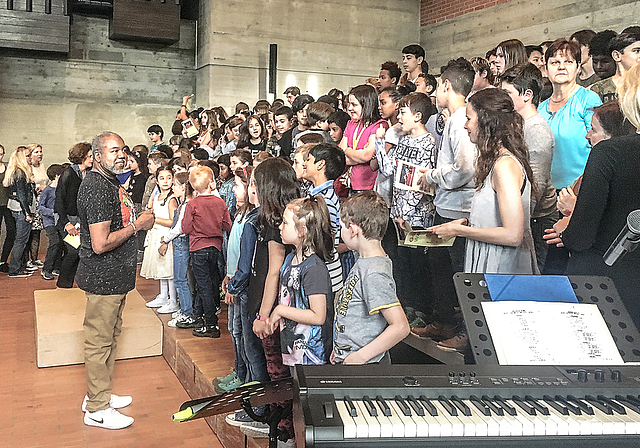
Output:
[34, 288, 162, 368]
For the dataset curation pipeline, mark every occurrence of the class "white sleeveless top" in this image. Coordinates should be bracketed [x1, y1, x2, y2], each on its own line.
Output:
[465, 153, 538, 274]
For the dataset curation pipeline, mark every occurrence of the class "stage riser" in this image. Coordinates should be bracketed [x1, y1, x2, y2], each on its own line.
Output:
[161, 317, 268, 448]
[34, 288, 162, 368]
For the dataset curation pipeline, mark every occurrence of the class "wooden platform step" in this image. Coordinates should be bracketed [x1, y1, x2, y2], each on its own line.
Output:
[156, 305, 268, 448]
[34, 288, 162, 368]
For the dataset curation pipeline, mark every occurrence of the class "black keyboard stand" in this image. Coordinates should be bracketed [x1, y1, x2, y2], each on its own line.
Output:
[453, 273, 640, 365]
[242, 398, 292, 448]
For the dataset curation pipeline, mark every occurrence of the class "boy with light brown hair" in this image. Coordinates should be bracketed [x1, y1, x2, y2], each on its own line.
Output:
[181, 166, 232, 338]
[333, 190, 410, 364]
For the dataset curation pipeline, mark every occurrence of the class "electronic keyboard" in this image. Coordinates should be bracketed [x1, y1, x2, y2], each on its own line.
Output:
[293, 364, 640, 447]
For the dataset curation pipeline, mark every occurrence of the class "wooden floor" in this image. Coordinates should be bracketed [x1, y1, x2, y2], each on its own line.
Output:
[0, 266, 233, 448]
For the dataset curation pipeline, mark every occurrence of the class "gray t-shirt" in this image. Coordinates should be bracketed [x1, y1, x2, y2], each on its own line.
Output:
[333, 256, 400, 364]
[525, 113, 557, 218]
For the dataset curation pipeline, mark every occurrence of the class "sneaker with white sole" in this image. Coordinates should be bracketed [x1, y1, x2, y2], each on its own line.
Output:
[145, 295, 168, 308]
[9, 271, 33, 278]
[84, 407, 133, 430]
[157, 301, 180, 314]
[82, 394, 132, 412]
[32, 260, 44, 268]
[239, 421, 270, 437]
[175, 315, 202, 329]
[171, 310, 184, 319]
[168, 313, 190, 327]
[225, 410, 254, 427]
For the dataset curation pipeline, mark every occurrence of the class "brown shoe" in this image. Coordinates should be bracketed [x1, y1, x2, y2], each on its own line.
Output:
[437, 331, 469, 352]
[411, 322, 456, 340]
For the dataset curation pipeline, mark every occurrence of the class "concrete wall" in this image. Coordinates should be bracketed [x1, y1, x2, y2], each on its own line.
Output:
[421, 0, 640, 73]
[0, 15, 196, 164]
[196, 0, 420, 113]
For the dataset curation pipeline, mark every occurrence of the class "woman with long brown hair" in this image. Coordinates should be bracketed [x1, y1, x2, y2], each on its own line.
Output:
[428, 88, 537, 274]
[494, 39, 528, 76]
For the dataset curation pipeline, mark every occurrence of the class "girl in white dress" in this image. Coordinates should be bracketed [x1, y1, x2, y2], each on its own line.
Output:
[427, 88, 537, 274]
[142, 166, 180, 313]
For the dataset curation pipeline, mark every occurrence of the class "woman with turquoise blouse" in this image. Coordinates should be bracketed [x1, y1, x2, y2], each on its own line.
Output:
[538, 39, 601, 191]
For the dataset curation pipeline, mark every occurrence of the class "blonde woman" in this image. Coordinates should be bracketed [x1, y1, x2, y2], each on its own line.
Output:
[26, 144, 47, 269]
[2, 146, 36, 277]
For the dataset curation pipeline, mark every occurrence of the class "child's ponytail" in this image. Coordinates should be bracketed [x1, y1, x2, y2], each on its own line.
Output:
[289, 196, 333, 263]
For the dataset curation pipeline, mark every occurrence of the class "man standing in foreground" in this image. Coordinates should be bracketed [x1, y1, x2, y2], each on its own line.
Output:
[78, 131, 155, 429]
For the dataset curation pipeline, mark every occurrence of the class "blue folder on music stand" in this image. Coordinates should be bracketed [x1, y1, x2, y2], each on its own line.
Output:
[484, 274, 578, 303]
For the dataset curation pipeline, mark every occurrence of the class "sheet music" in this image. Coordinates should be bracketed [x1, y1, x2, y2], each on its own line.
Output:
[481, 301, 624, 365]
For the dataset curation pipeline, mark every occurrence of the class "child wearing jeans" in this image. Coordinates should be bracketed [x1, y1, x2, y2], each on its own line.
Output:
[333, 191, 410, 364]
[217, 165, 255, 393]
[182, 166, 232, 338]
[38, 163, 65, 280]
[159, 172, 194, 327]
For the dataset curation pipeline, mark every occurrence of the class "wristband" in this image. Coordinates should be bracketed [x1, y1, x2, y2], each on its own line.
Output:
[256, 313, 267, 322]
[129, 221, 138, 236]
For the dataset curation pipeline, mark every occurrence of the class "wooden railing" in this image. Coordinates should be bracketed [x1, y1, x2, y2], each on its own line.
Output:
[0, 0, 70, 52]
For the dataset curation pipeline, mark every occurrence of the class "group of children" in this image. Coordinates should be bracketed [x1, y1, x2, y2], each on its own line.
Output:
[135, 128, 413, 443]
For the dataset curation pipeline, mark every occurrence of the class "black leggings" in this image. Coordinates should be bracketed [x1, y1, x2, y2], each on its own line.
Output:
[0, 205, 16, 263]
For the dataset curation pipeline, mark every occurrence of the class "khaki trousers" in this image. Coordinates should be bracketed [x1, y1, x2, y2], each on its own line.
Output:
[83, 292, 127, 412]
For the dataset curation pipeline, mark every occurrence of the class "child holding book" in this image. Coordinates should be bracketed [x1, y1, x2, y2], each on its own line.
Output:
[375, 92, 437, 314]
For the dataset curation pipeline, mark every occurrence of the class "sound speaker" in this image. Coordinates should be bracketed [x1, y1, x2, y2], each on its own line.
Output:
[269, 43, 278, 95]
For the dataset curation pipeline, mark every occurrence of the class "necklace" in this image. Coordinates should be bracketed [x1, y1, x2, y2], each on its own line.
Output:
[550, 84, 578, 103]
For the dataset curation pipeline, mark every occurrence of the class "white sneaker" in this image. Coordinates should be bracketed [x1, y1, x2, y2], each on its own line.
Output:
[157, 300, 180, 314]
[145, 295, 168, 308]
[171, 310, 183, 319]
[82, 394, 132, 412]
[84, 407, 134, 430]
[168, 313, 190, 327]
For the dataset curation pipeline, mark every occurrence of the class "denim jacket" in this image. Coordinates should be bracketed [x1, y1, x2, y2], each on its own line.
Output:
[227, 207, 259, 296]
[8, 172, 35, 217]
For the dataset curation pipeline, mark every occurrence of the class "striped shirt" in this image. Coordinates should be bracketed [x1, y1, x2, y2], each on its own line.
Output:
[309, 180, 343, 294]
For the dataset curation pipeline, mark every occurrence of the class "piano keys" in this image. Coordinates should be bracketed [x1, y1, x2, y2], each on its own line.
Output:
[293, 364, 640, 447]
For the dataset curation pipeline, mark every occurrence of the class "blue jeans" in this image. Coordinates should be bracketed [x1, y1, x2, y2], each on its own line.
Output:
[173, 247, 193, 316]
[190, 246, 221, 327]
[228, 301, 248, 383]
[9, 211, 31, 275]
[239, 292, 269, 384]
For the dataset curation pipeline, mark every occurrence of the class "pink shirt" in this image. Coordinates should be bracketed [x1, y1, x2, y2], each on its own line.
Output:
[344, 119, 389, 191]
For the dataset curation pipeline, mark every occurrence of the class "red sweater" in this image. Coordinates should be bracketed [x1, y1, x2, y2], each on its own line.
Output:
[181, 194, 232, 252]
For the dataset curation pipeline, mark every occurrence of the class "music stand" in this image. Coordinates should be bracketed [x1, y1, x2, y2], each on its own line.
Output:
[173, 378, 295, 448]
[453, 274, 640, 365]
